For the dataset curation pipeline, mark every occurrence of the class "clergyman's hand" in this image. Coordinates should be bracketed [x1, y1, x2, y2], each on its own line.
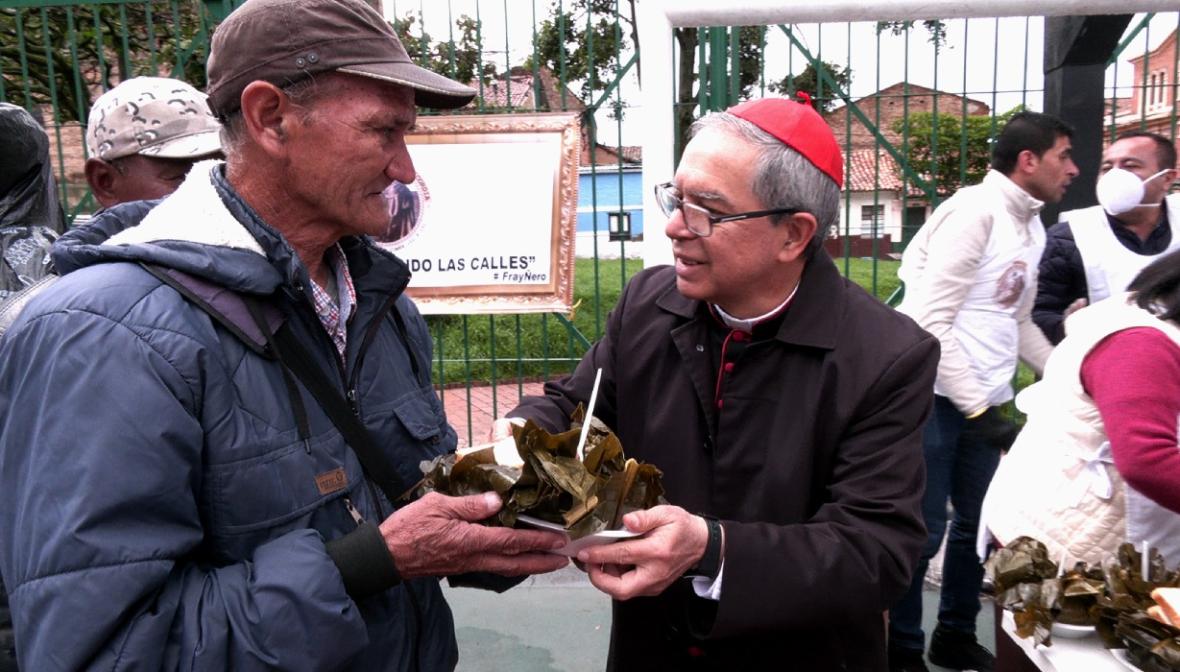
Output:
[382, 492, 569, 579]
[576, 505, 710, 601]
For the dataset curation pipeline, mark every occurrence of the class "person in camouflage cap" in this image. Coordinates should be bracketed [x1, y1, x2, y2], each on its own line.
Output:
[83, 76, 222, 208]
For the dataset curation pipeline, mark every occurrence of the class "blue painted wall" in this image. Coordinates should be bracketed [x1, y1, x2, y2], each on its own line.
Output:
[576, 168, 644, 237]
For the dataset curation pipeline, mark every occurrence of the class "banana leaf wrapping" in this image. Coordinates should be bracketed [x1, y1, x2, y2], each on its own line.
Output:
[417, 405, 666, 539]
[1093, 543, 1180, 669]
[1116, 611, 1180, 672]
[985, 536, 1061, 646]
[1057, 563, 1105, 626]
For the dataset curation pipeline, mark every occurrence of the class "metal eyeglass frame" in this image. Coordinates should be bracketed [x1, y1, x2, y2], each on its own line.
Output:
[653, 182, 804, 238]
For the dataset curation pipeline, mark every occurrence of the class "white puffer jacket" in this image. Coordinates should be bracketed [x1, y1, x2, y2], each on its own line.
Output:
[981, 294, 1180, 566]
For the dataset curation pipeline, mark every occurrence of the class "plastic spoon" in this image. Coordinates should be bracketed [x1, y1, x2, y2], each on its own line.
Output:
[574, 368, 603, 461]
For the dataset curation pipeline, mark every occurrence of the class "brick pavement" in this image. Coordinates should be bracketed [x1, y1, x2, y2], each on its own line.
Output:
[438, 381, 547, 449]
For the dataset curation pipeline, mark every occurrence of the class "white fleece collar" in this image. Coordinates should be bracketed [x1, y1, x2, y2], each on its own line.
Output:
[103, 160, 266, 257]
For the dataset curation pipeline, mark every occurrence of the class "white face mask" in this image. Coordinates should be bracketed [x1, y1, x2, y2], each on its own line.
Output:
[1095, 167, 1170, 216]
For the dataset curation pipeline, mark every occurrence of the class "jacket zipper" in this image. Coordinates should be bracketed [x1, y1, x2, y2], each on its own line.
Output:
[342, 496, 365, 526]
[339, 288, 404, 521]
[290, 277, 403, 522]
[326, 274, 423, 672]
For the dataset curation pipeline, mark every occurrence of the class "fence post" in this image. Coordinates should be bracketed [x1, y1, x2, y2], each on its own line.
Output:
[200, 0, 233, 24]
[1042, 15, 1131, 224]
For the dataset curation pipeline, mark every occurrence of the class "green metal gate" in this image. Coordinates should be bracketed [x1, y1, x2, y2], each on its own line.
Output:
[4, 1, 1178, 443]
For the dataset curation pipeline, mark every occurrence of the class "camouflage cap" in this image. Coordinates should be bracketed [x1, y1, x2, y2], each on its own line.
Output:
[85, 77, 223, 162]
[205, 0, 476, 117]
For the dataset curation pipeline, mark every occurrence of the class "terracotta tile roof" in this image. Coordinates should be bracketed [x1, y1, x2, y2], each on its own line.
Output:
[845, 148, 905, 192]
[472, 73, 536, 109]
[465, 66, 586, 113]
[602, 145, 642, 164]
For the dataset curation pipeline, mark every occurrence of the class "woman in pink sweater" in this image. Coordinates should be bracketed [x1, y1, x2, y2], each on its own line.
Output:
[982, 248, 1180, 566]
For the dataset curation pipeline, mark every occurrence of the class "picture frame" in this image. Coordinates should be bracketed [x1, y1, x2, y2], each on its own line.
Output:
[375, 112, 581, 315]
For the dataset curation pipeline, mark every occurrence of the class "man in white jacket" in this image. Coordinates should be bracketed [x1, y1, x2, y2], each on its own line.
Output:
[887, 111, 1078, 672]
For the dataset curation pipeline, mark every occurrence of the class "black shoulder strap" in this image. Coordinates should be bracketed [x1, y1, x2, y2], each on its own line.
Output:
[144, 262, 408, 506]
[139, 263, 277, 355]
[252, 301, 409, 506]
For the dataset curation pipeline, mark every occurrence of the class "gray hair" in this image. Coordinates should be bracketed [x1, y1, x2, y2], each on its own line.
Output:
[690, 111, 840, 254]
[219, 73, 341, 162]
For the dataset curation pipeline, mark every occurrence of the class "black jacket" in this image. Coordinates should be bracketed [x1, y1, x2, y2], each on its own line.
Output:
[512, 254, 938, 670]
[0, 103, 63, 300]
[1033, 213, 1173, 344]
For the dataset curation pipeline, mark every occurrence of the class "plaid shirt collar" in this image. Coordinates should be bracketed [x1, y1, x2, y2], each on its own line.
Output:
[309, 243, 356, 362]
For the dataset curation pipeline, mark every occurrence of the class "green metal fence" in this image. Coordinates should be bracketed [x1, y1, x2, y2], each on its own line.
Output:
[3, 0, 1178, 444]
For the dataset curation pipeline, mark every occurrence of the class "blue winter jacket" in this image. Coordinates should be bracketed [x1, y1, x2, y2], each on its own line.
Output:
[0, 162, 462, 670]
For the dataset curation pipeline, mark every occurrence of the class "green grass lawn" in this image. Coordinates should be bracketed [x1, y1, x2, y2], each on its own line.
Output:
[427, 257, 643, 385]
[429, 253, 1042, 428]
[842, 257, 901, 302]
[428, 256, 901, 386]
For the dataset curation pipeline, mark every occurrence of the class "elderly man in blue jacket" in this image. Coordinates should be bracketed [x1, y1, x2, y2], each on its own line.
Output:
[0, 0, 568, 669]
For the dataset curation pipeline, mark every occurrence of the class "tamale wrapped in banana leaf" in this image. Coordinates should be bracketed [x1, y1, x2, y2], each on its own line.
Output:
[984, 536, 1061, 646]
[1116, 611, 1180, 672]
[1095, 543, 1180, 652]
[417, 405, 665, 539]
[1057, 563, 1105, 626]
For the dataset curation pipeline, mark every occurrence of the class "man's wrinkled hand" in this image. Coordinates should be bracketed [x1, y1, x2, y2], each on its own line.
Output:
[382, 491, 569, 579]
[575, 505, 709, 601]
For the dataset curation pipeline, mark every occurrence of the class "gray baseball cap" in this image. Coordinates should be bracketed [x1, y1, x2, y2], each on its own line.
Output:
[205, 0, 476, 117]
[85, 77, 223, 161]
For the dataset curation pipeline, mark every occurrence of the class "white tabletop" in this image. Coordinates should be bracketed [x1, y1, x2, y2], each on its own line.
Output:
[1000, 611, 1129, 671]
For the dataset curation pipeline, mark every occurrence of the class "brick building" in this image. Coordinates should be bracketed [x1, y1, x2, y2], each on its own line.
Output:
[1109, 28, 1180, 162]
[822, 83, 990, 254]
[824, 82, 990, 151]
[466, 66, 629, 168]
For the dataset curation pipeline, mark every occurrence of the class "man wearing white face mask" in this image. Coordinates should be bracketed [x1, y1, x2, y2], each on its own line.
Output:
[1034, 132, 1179, 344]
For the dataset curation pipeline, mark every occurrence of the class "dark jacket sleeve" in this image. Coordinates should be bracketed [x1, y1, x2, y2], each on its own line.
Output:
[0, 582, 13, 671]
[1033, 222, 1087, 345]
[0, 302, 369, 671]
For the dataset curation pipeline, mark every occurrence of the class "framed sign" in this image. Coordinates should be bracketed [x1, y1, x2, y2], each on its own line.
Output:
[374, 112, 580, 315]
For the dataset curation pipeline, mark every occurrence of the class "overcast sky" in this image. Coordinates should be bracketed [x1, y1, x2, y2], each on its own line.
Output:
[383, 3, 1178, 146]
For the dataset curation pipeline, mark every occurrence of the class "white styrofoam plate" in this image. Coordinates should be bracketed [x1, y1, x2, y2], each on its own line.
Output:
[515, 514, 641, 557]
[1050, 622, 1097, 639]
[1111, 648, 1145, 672]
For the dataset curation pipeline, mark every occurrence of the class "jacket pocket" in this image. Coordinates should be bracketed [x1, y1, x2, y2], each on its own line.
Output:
[392, 386, 445, 444]
[378, 386, 455, 496]
[208, 428, 354, 537]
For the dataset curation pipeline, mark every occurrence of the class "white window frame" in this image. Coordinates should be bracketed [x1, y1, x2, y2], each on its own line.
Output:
[860, 204, 885, 238]
[1144, 69, 1168, 112]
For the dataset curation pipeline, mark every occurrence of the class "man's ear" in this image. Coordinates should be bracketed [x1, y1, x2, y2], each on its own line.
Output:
[778, 212, 818, 262]
[1015, 148, 1040, 176]
[1163, 168, 1179, 188]
[238, 81, 299, 157]
[84, 158, 121, 209]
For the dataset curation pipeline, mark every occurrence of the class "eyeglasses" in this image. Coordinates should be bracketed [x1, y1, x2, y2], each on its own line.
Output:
[654, 182, 803, 238]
